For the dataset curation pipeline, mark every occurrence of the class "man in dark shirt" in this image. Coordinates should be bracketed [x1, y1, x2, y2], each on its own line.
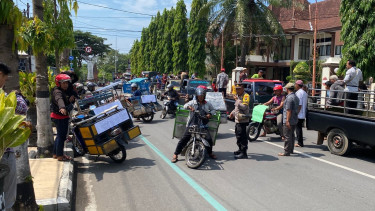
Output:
[163, 84, 180, 111]
[279, 83, 299, 156]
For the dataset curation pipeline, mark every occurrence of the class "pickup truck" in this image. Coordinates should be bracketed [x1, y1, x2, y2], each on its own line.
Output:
[306, 90, 375, 155]
[225, 79, 283, 115]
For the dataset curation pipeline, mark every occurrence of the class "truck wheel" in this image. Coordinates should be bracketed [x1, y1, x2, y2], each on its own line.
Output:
[327, 129, 351, 156]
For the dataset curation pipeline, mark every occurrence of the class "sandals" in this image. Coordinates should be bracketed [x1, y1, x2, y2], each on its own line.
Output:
[171, 155, 178, 163]
[57, 155, 73, 161]
[53, 155, 57, 159]
[260, 132, 266, 137]
[278, 153, 290, 156]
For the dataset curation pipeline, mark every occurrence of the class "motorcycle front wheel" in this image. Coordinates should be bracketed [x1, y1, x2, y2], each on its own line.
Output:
[160, 108, 167, 119]
[185, 141, 206, 169]
[72, 135, 85, 157]
[247, 122, 262, 142]
[108, 145, 127, 163]
[142, 114, 154, 122]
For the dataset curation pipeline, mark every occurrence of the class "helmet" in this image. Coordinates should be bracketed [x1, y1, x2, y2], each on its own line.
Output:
[55, 74, 71, 87]
[167, 84, 174, 89]
[273, 85, 283, 91]
[74, 83, 84, 91]
[87, 82, 96, 92]
[131, 83, 138, 88]
[195, 87, 206, 96]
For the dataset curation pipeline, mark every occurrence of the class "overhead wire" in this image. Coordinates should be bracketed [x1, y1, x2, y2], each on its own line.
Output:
[76, 1, 154, 17]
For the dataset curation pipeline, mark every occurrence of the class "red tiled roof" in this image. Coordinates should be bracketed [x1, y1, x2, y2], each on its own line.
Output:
[271, 0, 341, 32]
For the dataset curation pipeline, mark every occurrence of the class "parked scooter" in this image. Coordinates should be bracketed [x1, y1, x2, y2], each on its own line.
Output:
[247, 105, 281, 142]
[180, 110, 211, 169]
[160, 96, 178, 119]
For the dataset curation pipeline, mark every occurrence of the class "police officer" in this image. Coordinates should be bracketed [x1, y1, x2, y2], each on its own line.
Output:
[229, 83, 250, 159]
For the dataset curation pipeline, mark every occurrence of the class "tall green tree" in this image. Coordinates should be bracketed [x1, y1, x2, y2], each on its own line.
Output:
[340, 0, 375, 78]
[163, 8, 175, 74]
[156, 10, 166, 72]
[172, 0, 188, 74]
[188, 0, 208, 78]
[140, 27, 151, 71]
[201, 0, 293, 67]
[130, 39, 140, 75]
[148, 16, 157, 71]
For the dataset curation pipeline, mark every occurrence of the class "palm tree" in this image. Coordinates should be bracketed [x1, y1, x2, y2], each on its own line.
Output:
[202, 0, 294, 67]
[33, 0, 55, 156]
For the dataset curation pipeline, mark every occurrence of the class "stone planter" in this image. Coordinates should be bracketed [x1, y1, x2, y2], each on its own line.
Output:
[0, 164, 10, 210]
[27, 105, 37, 147]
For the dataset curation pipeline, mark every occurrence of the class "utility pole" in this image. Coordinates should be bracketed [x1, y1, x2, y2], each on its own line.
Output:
[312, 0, 318, 96]
[235, 34, 238, 67]
[115, 35, 117, 80]
[221, 30, 224, 71]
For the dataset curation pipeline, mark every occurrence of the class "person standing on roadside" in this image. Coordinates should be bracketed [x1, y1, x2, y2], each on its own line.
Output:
[294, 80, 308, 147]
[229, 83, 250, 159]
[51, 74, 74, 161]
[216, 68, 229, 98]
[278, 83, 299, 156]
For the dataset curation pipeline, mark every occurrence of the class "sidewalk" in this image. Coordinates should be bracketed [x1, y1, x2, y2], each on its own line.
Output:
[28, 142, 74, 211]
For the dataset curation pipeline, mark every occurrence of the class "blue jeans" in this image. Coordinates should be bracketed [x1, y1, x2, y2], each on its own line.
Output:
[52, 118, 69, 156]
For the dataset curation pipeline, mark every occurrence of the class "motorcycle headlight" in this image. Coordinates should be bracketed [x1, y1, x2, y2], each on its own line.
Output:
[110, 128, 122, 137]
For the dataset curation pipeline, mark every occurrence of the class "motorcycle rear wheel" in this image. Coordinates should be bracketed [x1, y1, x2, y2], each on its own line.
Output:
[247, 122, 262, 142]
[142, 114, 154, 122]
[185, 141, 206, 169]
[108, 145, 127, 163]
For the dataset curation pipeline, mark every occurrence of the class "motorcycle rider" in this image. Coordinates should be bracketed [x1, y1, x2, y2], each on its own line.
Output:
[163, 84, 179, 111]
[86, 82, 96, 92]
[261, 85, 285, 139]
[171, 87, 217, 163]
[74, 83, 86, 99]
[229, 83, 250, 159]
[128, 83, 142, 101]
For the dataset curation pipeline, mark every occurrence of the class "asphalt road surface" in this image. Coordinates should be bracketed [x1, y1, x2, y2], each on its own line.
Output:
[74, 112, 375, 211]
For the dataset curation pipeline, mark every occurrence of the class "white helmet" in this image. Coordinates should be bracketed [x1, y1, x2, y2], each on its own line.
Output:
[131, 83, 138, 88]
[167, 84, 174, 89]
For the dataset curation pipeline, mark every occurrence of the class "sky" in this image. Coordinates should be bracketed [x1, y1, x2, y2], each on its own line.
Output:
[15, 0, 323, 54]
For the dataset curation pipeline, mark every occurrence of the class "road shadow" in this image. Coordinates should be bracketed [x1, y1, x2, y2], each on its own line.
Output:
[76, 157, 156, 181]
[248, 153, 279, 161]
[346, 147, 375, 163]
[302, 144, 329, 151]
[126, 141, 145, 150]
[294, 152, 325, 158]
[216, 133, 235, 139]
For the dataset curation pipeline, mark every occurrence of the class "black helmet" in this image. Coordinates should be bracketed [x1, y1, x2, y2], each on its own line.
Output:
[87, 82, 96, 92]
[195, 87, 206, 97]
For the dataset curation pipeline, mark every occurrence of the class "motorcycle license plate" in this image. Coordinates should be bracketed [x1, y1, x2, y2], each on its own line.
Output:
[126, 126, 141, 140]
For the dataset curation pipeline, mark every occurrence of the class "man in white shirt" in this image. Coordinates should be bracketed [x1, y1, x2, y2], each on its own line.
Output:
[294, 80, 308, 147]
[343, 60, 363, 114]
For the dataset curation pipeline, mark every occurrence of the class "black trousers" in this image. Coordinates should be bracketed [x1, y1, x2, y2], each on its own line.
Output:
[52, 118, 70, 156]
[235, 123, 248, 150]
[174, 128, 213, 155]
[219, 88, 226, 98]
[296, 119, 305, 146]
[346, 92, 358, 114]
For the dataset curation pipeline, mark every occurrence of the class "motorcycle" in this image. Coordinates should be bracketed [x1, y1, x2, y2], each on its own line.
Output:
[247, 105, 281, 142]
[180, 110, 211, 169]
[71, 105, 141, 163]
[160, 96, 177, 119]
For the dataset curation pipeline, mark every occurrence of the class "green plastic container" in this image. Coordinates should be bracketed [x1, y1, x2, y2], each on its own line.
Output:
[173, 107, 221, 145]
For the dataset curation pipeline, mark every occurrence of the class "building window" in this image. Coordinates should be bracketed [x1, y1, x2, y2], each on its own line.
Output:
[335, 45, 343, 55]
[280, 39, 292, 60]
[298, 38, 310, 60]
[318, 45, 331, 56]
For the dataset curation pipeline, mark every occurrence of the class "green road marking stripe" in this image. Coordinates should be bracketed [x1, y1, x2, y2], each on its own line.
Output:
[140, 135, 227, 211]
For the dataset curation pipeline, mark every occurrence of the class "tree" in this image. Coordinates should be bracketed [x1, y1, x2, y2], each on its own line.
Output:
[340, 0, 375, 78]
[140, 27, 151, 71]
[97, 49, 130, 77]
[156, 10, 166, 72]
[188, 0, 208, 78]
[172, 0, 189, 74]
[163, 8, 175, 74]
[73, 30, 111, 68]
[293, 62, 310, 82]
[130, 40, 140, 75]
[0, 0, 22, 93]
[201, 0, 293, 67]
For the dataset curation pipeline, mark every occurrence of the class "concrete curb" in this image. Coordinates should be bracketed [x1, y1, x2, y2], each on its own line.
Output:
[36, 142, 74, 211]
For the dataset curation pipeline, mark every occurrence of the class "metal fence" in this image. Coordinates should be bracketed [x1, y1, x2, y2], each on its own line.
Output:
[308, 89, 375, 118]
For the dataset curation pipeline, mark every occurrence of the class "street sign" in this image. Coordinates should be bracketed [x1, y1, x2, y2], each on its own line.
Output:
[69, 56, 74, 61]
[85, 46, 92, 53]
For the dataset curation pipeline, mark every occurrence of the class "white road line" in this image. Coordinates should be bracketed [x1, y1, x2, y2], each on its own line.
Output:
[81, 155, 97, 211]
[228, 129, 375, 180]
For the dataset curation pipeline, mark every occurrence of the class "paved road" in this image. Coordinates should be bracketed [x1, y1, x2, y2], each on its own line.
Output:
[74, 112, 375, 211]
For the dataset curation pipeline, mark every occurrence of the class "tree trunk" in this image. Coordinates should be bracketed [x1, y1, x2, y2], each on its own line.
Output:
[34, 0, 54, 157]
[55, 49, 60, 72]
[60, 48, 70, 67]
[0, 24, 19, 93]
[240, 37, 250, 67]
[13, 142, 38, 211]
